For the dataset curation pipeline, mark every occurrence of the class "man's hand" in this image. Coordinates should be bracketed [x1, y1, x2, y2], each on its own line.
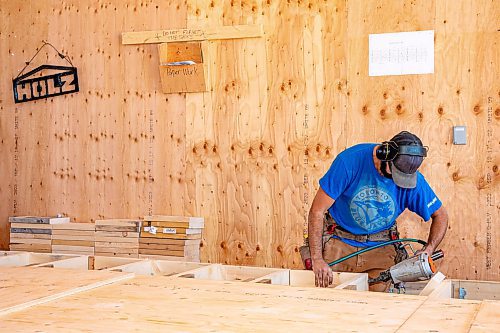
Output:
[414, 245, 434, 257]
[312, 258, 333, 287]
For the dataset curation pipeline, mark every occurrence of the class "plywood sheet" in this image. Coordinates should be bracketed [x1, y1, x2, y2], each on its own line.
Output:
[0, 266, 133, 315]
[0, 275, 424, 332]
[1, 274, 497, 332]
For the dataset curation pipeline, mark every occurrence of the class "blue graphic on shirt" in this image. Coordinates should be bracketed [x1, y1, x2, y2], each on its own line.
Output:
[349, 186, 395, 231]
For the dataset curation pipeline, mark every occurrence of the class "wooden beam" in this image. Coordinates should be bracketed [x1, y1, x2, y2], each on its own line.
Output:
[122, 24, 263, 45]
[333, 273, 369, 291]
[419, 272, 446, 296]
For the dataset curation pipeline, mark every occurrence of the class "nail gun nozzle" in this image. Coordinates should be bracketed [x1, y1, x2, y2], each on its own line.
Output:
[431, 250, 444, 261]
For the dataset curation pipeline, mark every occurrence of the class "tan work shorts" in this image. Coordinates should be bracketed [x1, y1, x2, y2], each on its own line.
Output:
[323, 236, 397, 292]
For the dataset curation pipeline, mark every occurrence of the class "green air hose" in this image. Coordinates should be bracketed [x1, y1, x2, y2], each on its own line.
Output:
[328, 238, 427, 267]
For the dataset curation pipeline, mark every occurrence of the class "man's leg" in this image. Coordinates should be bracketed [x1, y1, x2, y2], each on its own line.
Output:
[356, 245, 397, 292]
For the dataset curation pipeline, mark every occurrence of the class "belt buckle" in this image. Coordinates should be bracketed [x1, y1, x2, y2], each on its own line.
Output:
[355, 234, 368, 242]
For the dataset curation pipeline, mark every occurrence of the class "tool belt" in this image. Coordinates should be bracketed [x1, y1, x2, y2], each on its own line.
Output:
[324, 212, 408, 263]
[324, 213, 397, 242]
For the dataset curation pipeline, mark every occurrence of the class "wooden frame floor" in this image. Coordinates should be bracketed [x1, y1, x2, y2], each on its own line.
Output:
[0, 252, 498, 332]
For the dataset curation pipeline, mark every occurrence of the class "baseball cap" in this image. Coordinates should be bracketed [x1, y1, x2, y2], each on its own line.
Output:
[389, 131, 426, 188]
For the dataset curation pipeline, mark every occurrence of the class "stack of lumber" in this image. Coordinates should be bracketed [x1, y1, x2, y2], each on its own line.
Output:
[9, 216, 70, 253]
[95, 219, 141, 258]
[51, 223, 96, 255]
[140, 215, 203, 262]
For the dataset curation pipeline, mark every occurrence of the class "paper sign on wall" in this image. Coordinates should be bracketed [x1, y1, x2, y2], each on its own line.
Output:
[368, 30, 434, 76]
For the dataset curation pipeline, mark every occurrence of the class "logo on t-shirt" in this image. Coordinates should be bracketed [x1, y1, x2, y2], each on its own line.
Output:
[349, 185, 396, 232]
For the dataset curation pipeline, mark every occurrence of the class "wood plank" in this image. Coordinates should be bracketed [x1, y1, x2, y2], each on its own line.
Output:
[95, 225, 140, 232]
[0, 266, 133, 315]
[94, 231, 139, 238]
[95, 247, 139, 255]
[139, 238, 201, 246]
[142, 220, 205, 229]
[94, 241, 139, 249]
[419, 272, 447, 296]
[8, 233, 51, 240]
[94, 252, 138, 258]
[138, 254, 200, 263]
[52, 245, 95, 252]
[138, 248, 198, 257]
[333, 274, 369, 291]
[122, 25, 263, 45]
[139, 243, 197, 251]
[469, 301, 500, 332]
[51, 235, 96, 241]
[95, 236, 139, 243]
[143, 216, 204, 224]
[9, 244, 51, 252]
[51, 249, 94, 256]
[95, 220, 142, 227]
[10, 223, 52, 230]
[142, 226, 202, 235]
[139, 232, 201, 240]
[9, 238, 52, 245]
[451, 280, 500, 301]
[396, 298, 482, 332]
[10, 228, 52, 235]
[8, 216, 70, 224]
[51, 240, 95, 247]
[52, 223, 96, 231]
[52, 230, 96, 236]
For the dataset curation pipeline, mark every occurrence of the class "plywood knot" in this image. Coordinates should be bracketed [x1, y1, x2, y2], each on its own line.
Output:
[362, 105, 369, 115]
[473, 105, 482, 115]
[437, 106, 444, 115]
[220, 241, 227, 249]
[395, 104, 404, 115]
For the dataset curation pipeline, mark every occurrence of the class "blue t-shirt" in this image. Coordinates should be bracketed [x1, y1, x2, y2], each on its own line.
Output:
[319, 144, 442, 239]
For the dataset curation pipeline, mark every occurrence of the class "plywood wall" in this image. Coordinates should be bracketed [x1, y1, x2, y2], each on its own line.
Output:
[0, 0, 498, 280]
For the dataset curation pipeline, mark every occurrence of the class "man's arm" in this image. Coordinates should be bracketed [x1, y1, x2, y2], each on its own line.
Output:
[308, 187, 335, 287]
[418, 206, 448, 256]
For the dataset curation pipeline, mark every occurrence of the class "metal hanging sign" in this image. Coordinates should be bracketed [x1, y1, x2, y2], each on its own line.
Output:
[12, 42, 79, 104]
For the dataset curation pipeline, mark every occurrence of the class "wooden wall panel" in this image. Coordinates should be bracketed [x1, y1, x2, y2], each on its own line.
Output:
[0, 1, 497, 280]
[0, 1, 187, 228]
[345, 0, 499, 281]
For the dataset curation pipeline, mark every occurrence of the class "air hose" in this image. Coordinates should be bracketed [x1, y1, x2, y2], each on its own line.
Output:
[328, 238, 427, 267]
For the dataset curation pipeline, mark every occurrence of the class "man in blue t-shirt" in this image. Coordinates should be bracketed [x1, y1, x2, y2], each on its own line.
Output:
[305, 131, 448, 290]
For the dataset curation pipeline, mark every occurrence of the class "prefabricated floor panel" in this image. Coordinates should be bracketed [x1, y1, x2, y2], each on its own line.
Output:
[0, 268, 498, 332]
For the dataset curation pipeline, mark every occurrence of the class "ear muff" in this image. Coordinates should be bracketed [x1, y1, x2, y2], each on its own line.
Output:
[376, 141, 399, 161]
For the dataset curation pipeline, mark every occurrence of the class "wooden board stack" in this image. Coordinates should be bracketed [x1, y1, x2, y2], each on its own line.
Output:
[9, 216, 70, 253]
[140, 216, 203, 262]
[51, 223, 96, 255]
[94, 220, 141, 258]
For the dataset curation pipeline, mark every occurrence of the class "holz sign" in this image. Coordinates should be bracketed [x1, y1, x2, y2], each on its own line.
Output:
[13, 64, 79, 103]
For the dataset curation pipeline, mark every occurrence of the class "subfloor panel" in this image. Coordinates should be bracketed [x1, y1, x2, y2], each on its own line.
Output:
[0, 266, 133, 315]
[0, 272, 496, 333]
